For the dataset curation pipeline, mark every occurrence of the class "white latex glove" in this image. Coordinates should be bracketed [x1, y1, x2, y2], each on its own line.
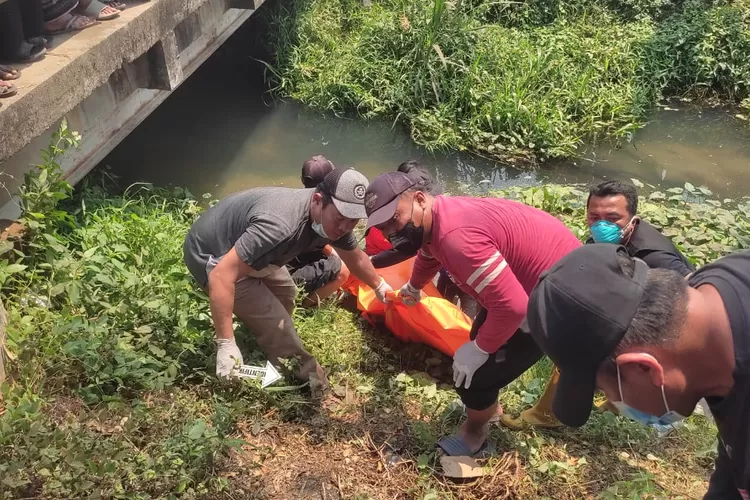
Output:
[452, 340, 490, 389]
[215, 337, 243, 378]
[373, 278, 393, 303]
[398, 281, 422, 306]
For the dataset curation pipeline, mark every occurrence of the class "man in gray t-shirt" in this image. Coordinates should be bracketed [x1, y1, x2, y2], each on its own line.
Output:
[183, 168, 392, 389]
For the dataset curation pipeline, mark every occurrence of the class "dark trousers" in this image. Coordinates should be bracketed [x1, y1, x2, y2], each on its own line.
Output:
[436, 269, 480, 319]
[0, 0, 44, 61]
[456, 308, 544, 410]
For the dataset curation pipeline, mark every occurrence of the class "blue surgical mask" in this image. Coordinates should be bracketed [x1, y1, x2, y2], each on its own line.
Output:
[612, 364, 687, 428]
[590, 216, 635, 244]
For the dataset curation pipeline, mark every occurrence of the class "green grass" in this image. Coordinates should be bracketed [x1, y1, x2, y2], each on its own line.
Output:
[1, 127, 747, 498]
[263, 0, 750, 163]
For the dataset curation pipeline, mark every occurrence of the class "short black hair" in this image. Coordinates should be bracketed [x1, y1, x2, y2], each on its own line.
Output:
[397, 160, 440, 194]
[604, 250, 688, 367]
[397, 160, 429, 176]
[315, 186, 333, 206]
[587, 180, 639, 216]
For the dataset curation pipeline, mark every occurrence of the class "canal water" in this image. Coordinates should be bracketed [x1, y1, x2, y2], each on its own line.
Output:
[102, 22, 750, 199]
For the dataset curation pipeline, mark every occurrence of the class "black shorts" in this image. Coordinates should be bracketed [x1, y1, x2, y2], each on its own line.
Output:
[289, 255, 342, 294]
[456, 308, 543, 411]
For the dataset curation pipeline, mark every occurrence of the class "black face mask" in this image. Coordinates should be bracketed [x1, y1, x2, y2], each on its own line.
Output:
[388, 200, 425, 254]
[388, 221, 424, 255]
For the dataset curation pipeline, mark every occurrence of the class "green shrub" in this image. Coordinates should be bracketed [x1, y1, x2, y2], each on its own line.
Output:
[265, 0, 750, 162]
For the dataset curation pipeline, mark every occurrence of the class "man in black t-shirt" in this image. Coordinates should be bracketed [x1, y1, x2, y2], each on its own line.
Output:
[501, 180, 696, 430]
[526, 244, 750, 499]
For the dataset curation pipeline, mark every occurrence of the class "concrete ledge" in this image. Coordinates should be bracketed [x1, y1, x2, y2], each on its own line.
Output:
[0, 0, 264, 217]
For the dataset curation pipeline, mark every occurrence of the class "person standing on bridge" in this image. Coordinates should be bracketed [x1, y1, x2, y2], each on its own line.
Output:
[183, 167, 392, 393]
[364, 171, 581, 456]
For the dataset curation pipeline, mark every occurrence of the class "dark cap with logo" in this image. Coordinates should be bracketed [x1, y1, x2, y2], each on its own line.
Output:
[364, 172, 416, 230]
[526, 244, 649, 427]
[317, 167, 369, 219]
[301, 155, 335, 188]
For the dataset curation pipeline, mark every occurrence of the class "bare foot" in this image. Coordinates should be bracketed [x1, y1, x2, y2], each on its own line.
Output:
[0, 65, 19, 80]
[456, 420, 489, 455]
[0, 80, 18, 98]
[45, 13, 96, 34]
[77, 0, 120, 18]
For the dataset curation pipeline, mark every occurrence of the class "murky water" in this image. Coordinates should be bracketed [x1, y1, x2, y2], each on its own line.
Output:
[102, 26, 750, 199]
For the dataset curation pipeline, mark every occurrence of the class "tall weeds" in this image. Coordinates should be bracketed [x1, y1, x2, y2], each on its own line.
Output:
[265, 0, 750, 163]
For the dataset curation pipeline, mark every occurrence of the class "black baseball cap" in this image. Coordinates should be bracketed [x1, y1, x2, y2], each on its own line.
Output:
[317, 167, 369, 219]
[526, 244, 649, 427]
[301, 155, 335, 188]
[364, 172, 416, 230]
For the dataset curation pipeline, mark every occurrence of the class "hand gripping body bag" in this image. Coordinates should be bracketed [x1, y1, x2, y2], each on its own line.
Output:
[343, 257, 471, 356]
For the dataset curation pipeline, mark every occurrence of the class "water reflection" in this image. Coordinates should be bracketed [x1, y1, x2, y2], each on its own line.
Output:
[102, 42, 750, 199]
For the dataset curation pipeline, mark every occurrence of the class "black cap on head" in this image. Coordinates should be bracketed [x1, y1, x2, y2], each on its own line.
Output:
[527, 244, 649, 427]
[317, 167, 369, 219]
[364, 172, 416, 230]
[302, 155, 335, 188]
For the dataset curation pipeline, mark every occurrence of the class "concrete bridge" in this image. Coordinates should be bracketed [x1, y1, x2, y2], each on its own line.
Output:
[0, 0, 265, 219]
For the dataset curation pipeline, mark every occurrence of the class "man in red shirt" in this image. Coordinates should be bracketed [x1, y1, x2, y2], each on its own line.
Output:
[365, 172, 581, 456]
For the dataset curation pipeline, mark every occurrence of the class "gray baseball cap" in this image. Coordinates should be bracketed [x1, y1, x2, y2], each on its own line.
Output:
[318, 167, 369, 219]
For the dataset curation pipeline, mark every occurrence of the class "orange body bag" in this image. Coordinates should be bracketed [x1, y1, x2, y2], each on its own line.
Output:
[341, 257, 471, 356]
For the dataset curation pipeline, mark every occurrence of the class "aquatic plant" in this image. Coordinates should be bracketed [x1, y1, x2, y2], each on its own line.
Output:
[265, 0, 750, 163]
[1, 129, 745, 497]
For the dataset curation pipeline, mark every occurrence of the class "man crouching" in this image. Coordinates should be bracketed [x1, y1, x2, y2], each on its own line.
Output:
[183, 167, 392, 389]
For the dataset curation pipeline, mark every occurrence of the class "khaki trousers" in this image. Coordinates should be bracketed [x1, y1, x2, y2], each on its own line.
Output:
[210, 264, 321, 381]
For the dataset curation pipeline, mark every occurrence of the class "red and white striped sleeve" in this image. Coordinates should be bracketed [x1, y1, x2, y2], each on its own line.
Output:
[409, 247, 443, 290]
[439, 229, 528, 353]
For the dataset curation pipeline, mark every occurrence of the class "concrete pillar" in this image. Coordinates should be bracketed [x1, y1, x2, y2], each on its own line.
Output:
[145, 32, 184, 91]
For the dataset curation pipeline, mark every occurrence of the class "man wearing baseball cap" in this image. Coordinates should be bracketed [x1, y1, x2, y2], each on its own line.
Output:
[527, 244, 750, 499]
[301, 155, 335, 188]
[501, 179, 697, 430]
[288, 156, 353, 307]
[365, 170, 581, 456]
[184, 167, 392, 391]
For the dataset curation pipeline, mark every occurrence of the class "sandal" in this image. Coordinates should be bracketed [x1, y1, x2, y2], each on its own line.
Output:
[8, 41, 46, 63]
[102, 0, 126, 9]
[437, 435, 495, 458]
[26, 37, 49, 48]
[0, 81, 18, 99]
[45, 13, 97, 36]
[78, 0, 120, 20]
[0, 65, 20, 81]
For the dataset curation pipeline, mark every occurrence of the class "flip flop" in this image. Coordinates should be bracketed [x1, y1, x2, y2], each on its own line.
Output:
[102, 0, 126, 9]
[26, 37, 49, 48]
[437, 435, 495, 457]
[7, 41, 45, 63]
[79, 0, 120, 20]
[0, 65, 20, 81]
[0, 82, 18, 99]
[45, 14, 97, 36]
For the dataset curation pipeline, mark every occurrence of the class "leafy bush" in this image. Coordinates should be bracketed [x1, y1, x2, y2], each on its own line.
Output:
[0, 124, 244, 499]
[264, 0, 750, 162]
[0, 126, 740, 497]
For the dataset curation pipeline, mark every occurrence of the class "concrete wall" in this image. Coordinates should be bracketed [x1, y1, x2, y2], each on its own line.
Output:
[0, 0, 264, 219]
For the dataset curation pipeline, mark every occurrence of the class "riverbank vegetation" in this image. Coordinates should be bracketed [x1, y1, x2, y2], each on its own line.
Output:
[2, 131, 749, 498]
[265, 0, 750, 163]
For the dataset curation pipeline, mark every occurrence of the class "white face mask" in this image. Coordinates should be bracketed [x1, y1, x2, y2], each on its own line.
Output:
[311, 204, 329, 239]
